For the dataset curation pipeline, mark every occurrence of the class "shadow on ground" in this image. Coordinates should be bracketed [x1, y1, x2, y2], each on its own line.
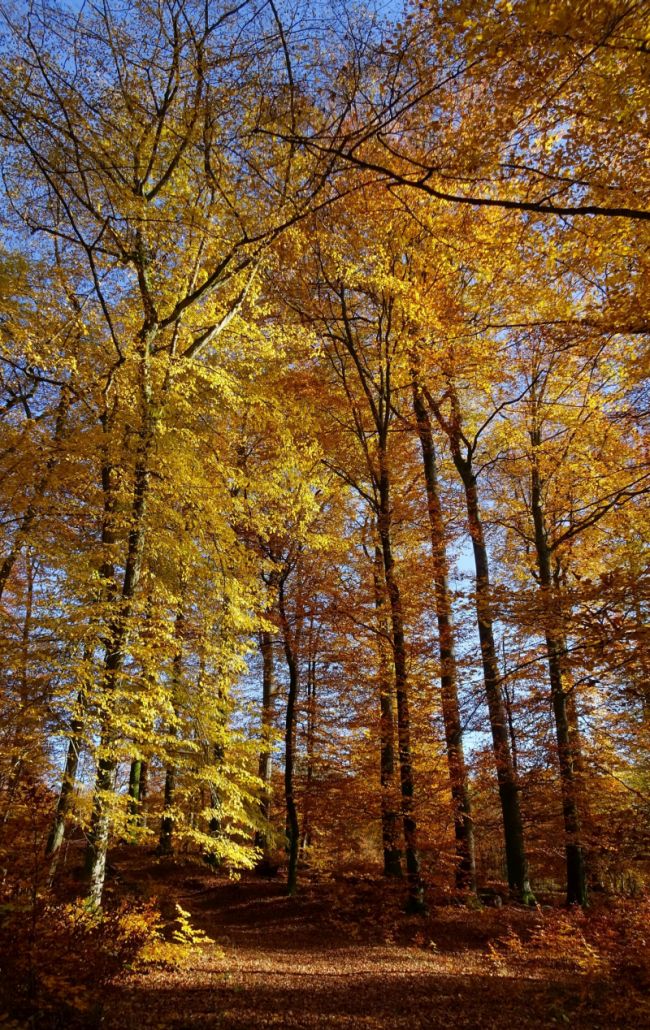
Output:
[103, 876, 633, 1030]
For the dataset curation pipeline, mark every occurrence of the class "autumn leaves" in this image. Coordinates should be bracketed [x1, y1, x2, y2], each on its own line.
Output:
[0, 0, 647, 909]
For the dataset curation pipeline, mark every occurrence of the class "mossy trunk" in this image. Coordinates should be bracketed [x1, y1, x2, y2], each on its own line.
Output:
[127, 760, 144, 818]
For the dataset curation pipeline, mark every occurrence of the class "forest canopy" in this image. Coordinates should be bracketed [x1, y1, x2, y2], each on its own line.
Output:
[0, 0, 648, 959]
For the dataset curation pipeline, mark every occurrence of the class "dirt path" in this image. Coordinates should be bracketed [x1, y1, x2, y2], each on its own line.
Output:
[104, 876, 633, 1029]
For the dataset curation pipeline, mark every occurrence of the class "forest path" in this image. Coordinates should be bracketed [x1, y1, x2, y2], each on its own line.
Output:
[105, 873, 628, 1030]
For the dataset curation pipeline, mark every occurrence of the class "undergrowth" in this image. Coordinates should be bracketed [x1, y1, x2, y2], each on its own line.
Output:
[0, 894, 215, 1028]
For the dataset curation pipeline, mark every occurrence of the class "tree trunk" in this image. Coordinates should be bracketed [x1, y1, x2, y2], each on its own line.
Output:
[128, 760, 143, 817]
[255, 629, 276, 865]
[459, 463, 532, 899]
[46, 692, 85, 871]
[502, 665, 519, 777]
[208, 746, 224, 841]
[138, 761, 149, 827]
[0, 760, 23, 832]
[84, 326, 156, 906]
[412, 384, 476, 892]
[159, 766, 176, 856]
[301, 648, 316, 856]
[279, 580, 300, 896]
[158, 606, 185, 857]
[530, 437, 587, 906]
[203, 740, 225, 867]
[84, 741, 117, 905]
[125, 758, 148, 838]
[378, 465, 426, 914]
[423, 379, 531, 900]
[372, 545, 403, 878]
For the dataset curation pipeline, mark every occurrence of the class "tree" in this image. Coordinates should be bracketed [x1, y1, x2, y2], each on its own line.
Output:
[0, 0, 647, 921]
[278, 199, 431, 911]
[0, 0, 329, 904]
[291, 0, 650, 222]
[411, 383, 476, 891]
[492, 321, 649, 903]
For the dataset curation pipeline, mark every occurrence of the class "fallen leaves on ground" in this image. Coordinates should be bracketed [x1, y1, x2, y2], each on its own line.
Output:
[97, 861, 650, 1030]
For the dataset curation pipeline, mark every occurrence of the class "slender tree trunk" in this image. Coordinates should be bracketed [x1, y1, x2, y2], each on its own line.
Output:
[83, 652, 122, 904]
[301, 648, 316, 855]
[159, 766, 176, 856]
[279, 579, 300, 896]
[211, 741, 226, 844]
[46, 694, 85, 869]
[502, 664, 519, 777]
[255, 629, 276, 865]
[378, 465, 426, 914]
[125, 758, 147, 840]
[372, 545, 403, 878]
[530, 435, 587, 906]
[138, 761, 148, 827]
[205, 740, 224, 863]
[128, 760, 143, 816]
[412, 384, 476, 892]
[158, 606, 185, 856]
[459, 464, 531, 899]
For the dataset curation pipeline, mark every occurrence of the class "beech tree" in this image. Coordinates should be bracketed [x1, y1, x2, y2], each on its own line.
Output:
[291, 0, 650, 222]
[0, 0, 330, 904]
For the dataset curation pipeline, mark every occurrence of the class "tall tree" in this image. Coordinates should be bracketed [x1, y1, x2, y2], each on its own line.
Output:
[411, 383, 476, 892]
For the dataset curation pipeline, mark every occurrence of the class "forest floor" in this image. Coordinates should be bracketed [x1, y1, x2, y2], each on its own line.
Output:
[100, 856, 649, 1030]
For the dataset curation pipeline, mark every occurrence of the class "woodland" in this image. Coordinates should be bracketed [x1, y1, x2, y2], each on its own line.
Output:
[0, 0, 648, 1027]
